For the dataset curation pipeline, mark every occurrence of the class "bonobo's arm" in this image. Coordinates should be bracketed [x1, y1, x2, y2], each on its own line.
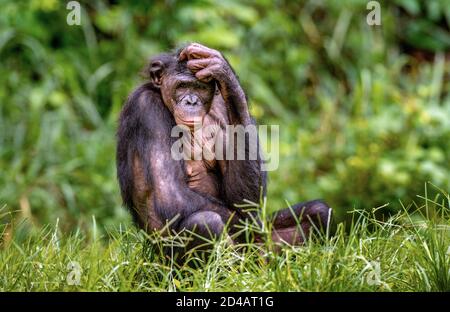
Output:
[117, 83, 236, 231]
[179, 43, 267, 213]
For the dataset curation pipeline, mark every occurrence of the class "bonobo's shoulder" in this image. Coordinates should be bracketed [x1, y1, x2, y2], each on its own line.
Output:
[128, 83, 159, 103]
[124, 83, 165, 113]
[121, 83, 174, 132]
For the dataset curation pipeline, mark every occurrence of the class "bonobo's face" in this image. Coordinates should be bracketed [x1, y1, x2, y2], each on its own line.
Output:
[161, 70, 215, 128]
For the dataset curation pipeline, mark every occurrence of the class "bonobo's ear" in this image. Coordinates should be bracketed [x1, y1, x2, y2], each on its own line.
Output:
[149, 60, 164, 87]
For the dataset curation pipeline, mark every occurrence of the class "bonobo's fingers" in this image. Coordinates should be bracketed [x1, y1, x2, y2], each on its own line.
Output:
[272, 227, 304, 246]
[187, 57, 227, 84]
[195, 64, 221, 83]
[179, 44, 209, 61]
[186, 58, 212, 73]
[179, 43, 221, 61]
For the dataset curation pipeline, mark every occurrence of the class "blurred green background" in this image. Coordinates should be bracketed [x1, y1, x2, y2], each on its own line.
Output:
[0, 0, 449, 235]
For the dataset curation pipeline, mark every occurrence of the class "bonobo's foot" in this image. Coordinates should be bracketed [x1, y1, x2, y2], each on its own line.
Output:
[167, 211, 227, 264]
[271, 200, 331, 245]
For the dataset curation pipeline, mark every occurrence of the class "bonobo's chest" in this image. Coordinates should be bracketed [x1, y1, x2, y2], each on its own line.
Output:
[183, 100, 229, 199]
[185, 158, 220, 198]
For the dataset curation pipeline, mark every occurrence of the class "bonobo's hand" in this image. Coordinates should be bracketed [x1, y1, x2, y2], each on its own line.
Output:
[180, 43, 251, 125]
[179, 43, 231, 83]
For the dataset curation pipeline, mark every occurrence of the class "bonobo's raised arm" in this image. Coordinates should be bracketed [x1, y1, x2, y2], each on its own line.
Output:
[179, 43, 267, 211]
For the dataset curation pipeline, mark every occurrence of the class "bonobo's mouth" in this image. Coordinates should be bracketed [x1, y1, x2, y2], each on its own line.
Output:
[177, 118, 201, 128]
[174, 103, 206, 129]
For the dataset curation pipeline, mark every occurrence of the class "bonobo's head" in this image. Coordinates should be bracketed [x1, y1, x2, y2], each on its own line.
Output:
[148, 50, 215, 128]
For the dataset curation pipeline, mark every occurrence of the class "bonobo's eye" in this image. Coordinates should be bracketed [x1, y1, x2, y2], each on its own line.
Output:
[175, 81, 191, 90]
[175, 80, 209, 90]
[175, 80, 213, 101]
[174, 82, 190, 100]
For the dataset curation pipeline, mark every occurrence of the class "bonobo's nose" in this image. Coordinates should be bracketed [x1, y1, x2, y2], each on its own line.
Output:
[185, 95, 198, 105]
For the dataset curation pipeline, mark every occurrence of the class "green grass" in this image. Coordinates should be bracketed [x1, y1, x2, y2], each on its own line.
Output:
[1, 186, 448, 292]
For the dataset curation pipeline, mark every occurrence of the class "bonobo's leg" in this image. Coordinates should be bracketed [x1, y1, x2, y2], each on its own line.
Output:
[180, 211, 226, 248]
[270, 200, 330, 245]
[168, 211, 227, 262]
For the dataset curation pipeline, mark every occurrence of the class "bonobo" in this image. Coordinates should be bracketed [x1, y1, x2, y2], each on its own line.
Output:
[116, 43, 330, 258]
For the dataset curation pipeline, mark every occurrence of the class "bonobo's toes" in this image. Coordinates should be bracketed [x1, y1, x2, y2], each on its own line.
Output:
[305, 199, 331, 230]
[269, 199, 332, 246]
[272, 199, 331, 230]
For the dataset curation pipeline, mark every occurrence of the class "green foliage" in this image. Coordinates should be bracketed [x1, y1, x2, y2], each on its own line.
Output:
[0, 0, 449, 230]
